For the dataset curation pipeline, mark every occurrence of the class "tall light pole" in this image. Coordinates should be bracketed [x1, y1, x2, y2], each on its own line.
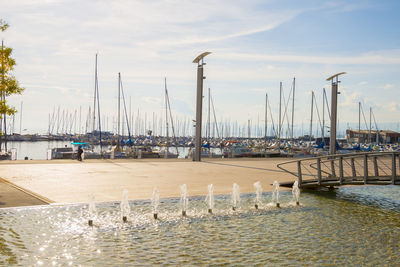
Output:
[326, 72, 346, 155]
[193, 52, 211, 161]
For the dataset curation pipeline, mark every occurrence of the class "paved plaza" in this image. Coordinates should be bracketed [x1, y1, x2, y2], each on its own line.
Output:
[0, 158, 296, 207]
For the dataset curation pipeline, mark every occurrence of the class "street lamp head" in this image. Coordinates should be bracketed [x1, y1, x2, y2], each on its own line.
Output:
[326, 72, 346, 82]
[193, 52, 211, 64]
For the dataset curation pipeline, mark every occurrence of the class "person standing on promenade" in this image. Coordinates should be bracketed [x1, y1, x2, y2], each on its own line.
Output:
[77, 146, 83, 161]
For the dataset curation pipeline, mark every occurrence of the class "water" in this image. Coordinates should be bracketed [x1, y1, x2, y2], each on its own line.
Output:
[7, 141, 196, 160]
[151, 187, 159, 218]
[205, 184, 215, 213]
[1, 186, 400, 265]
[272, 181, 280, 206]
[8, 141, 71, 160]
[253, 181, 262, 208]
[180, 184, 188, 216]
[292, 181, 300, 204]
[120, 190, 130, 222]
[231, 183, 240, 210]
[87, 194, 97, 223]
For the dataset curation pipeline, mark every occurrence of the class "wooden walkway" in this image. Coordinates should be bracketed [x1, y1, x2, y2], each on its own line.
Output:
[277, 152, 400, 189]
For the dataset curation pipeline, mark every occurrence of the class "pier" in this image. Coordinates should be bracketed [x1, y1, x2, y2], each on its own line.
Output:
[278, 152, 400, 189]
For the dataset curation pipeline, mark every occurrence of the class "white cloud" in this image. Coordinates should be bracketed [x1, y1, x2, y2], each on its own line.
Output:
[339, 89, 361, 107]
[141, 97, 161, 105]
[389, 102, 400, 112]
[213, 50, 400, 65]
[381, 84, 393, 90]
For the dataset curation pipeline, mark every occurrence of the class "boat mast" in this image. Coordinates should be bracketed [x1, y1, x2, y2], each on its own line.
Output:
[210, 94, 220, 139]
[208, 88, 210, 142]
[291, 77, 295, 142]
[309, 91, 314, 143]
[95, 56, 102, 154]
[322, 88, 325, 144]
[19, 101, 23, 135]
[278, 82, 282, 150]
[93, 53, 98, 133]
[117, 72, 121, 148]
[264, 93, 268, 148]
[248, 119, 251, 140]
[119, 74, 132, 142]
[165, 77, 169, 156]
[358, 102, 361, 146]
[369, 107, 372, 143]
[79, 106, 81, 135]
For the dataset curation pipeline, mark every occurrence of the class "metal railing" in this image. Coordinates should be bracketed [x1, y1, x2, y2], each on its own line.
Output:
[277, 152, 400, 188]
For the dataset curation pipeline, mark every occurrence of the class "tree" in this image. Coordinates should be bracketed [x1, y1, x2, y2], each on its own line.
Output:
[0, 19, 24, 150]
[1, 19, 24, 118]
[0, 19, 8, 31]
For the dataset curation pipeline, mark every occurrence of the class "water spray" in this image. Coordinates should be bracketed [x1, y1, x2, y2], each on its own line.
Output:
[151, 187, 160, 220]
[205, 184, 214, 214]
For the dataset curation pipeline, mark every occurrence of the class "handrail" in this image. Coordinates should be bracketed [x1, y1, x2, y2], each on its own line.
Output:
[277, 151, 400, 188]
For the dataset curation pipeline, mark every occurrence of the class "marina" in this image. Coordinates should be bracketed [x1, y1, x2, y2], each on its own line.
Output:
[0, 184, 399, 265]
[1, 1, 400, 265]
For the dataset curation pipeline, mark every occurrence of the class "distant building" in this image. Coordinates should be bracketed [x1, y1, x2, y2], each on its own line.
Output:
[346, 129, 400, 144]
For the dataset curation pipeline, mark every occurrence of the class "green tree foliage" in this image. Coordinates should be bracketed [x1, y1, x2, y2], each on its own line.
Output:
[0, 19, 24, 118]
[0, 19, 9, 31]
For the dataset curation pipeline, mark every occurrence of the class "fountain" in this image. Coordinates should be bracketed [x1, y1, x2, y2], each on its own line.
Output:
[272, 181, 280, 208]
[205, 184, 214, 214]
[151, 187, 160, 219]
[231, 183, 240, 211]
[253, 181, 262, 209]
[88, 194, 97, 226]
[180, 184, 188, 216]
[2, 184, 398, 266]
[120, 189, 130, 222]
[292, 181, 300, 205]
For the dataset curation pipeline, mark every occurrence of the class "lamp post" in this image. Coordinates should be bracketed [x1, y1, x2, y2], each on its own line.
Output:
[192, 52, 211, 161]
[326, 72, 346, 155]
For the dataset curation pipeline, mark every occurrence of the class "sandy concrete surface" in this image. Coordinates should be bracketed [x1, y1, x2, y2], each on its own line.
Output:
[0, 178, 48, 208]
[0, 158, 296, 205]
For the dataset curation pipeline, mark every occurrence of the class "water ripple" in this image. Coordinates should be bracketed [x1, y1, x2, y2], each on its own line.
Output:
[0, 186, 399, 265]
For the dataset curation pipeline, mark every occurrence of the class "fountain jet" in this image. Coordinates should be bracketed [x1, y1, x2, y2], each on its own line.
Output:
[292, 181, 300, 205]
[253, 181, 262, 209]
[151, 187, 160, 219]
[272, 181, 280, 208]
[205, 184, 214, 214]
[88, 194, 97, 226]
[231, 183, 240, 211]
[121, 189, 130, 223]
[180, 184, 188, 217]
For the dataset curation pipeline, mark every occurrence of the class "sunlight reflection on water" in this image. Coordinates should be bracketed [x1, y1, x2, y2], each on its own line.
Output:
[0, 186, 399, 265]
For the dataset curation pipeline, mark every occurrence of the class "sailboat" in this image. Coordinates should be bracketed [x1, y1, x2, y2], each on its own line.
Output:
[200, 88, 222, 158]
[157, 77, 179, 158]
[78, 53, 107, 159]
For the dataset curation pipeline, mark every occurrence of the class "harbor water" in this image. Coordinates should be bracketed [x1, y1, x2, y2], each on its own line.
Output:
[0, 186, 399, 265]
[7, 141, 194, 160]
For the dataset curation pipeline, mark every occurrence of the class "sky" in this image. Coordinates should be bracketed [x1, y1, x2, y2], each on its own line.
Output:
[1, 0, 400, 136]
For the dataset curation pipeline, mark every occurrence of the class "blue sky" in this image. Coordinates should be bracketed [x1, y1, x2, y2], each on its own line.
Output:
[1, 0, 400, 135]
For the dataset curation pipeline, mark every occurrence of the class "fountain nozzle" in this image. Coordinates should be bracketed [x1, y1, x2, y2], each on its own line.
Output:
[182, 210, 186, 217]
[153, 213, 158, 219]
[122, 216, 127, 223]
[88, 219, 93, 226]
[255, 204, 258, 210]
[296, 201, 300, 206]
[276, 203, 280, 208]
[208, 209, 212, 214]
[232, 207, 236, 211]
